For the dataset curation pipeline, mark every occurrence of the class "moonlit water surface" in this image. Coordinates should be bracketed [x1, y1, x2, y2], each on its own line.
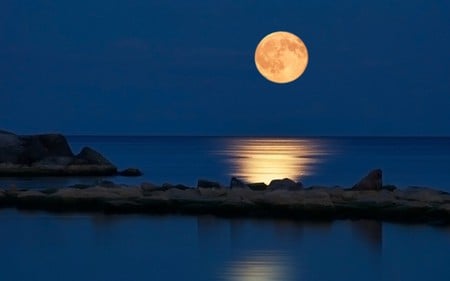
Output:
[1, 137, 450, 280]
[220, 138, 329, 184]
[0, 136, 449, 190]
[1, 210, 450, 281]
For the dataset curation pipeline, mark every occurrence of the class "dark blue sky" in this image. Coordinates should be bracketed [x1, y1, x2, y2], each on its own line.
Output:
[1, 0, 449, 136]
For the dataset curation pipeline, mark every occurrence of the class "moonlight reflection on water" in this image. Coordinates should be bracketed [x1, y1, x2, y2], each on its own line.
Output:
[223, 251, 295, 281]
[222, 138, 330, 184]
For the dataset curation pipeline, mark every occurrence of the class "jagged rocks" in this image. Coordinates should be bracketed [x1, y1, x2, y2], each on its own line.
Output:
[0, 130, 118, 176]
[268, 178, 303, 191]
[352, 169, 383, 191]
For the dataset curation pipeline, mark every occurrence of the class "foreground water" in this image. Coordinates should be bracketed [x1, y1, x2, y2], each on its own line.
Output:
[1, 136, 450, 190]
[1, 209, 449, 281]
[1, 137, 450, 281]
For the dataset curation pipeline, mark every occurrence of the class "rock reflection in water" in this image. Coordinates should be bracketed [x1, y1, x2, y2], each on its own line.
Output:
[222, 138, 329, 184]
[223, 251, 295, 281]
[196, 217, 384, 281]
[351, 220, 382, 252]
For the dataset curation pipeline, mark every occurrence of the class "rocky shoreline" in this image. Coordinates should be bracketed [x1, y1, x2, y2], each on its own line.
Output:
[1, 178, 449, 225]
[0, 130, 141, 177]
[1, 130, 449, 224]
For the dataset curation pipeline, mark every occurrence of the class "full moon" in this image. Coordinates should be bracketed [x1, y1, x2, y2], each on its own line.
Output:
[254, 31, 308, 84]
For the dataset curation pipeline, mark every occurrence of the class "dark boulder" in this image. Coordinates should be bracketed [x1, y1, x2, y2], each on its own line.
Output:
[20, 134, 73, 165]
[0, 131, 23, 163]
[33, 156, 73, 166]
[247, 182, 268, 191]
[73, 147, 114, 165]
[268, 178, 303, 191]
[0, 130, 119, 177]
[20, 136, 47, 164]
[119, 168, 142, 177]
[230, 177, 249, 189]
[197, 179, 221, 189]
[35, 134, 74, 157]
[352, 169, 383, 191]
[0, 131, 73, 165]
[64, 147, 117, 176]
[66, 147, 118, 176]
[162, 183, 190, 190]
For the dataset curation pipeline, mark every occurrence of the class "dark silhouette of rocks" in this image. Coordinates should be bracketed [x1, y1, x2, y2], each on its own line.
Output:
[197, 179, 221, 188]
[72, 147, 112, 165]
[351, 220, 382, 251]
[2, 141, 450, 225]
[162, 183, 190, 190]
[0, 131, 73, 165]
[1, 169, 450, 224]
[0, 130, 118, 176]
[230, 177, 249, 189]
[268, 178, 303, 191]
[1, 181, 450, 225]
[352, 169, 382, 191]
[248, 182, 268, 191]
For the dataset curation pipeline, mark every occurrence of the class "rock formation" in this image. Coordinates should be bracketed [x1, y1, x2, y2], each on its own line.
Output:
[0, 130, 118, 176]
[1, 181, 450, 225]
[230, 177, 249, 189]
[0, 169, 450, 224]
[268, 178, 303, 191]
[197, 179, 221, 188]
[247, 182, 268, 191]
[352, 169, 382, 191]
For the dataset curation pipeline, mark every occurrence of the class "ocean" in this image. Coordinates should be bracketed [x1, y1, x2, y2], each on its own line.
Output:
[1, 136, 450, 280]
[1, 136, 449, 190]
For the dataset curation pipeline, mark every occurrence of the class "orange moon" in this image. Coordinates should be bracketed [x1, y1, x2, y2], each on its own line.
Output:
[254, 31, 308, 84]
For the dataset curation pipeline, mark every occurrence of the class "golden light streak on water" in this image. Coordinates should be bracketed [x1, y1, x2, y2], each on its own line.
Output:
[223, 251, 295, 281]
[223, 138, 328, 184]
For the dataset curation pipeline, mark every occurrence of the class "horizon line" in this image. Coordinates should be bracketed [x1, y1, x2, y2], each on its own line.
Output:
[3, 129, 450, 138]
[64, 134, 450, 138]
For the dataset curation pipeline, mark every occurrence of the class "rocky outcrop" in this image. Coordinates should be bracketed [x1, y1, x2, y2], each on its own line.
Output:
[1, 183, 450, 224]
[0, 130, 118, 176]
[162, 183, 190, 190]
[0, 131, 73, 165]
[268, 178, 303, 191]
[197, 179, 221, 188]
[248, 182, 268, 191]
[230, 177, 249, 189]
[72, 147, 112, 165]
[352, 169, 382, 191]
[2, 163, 450, 224]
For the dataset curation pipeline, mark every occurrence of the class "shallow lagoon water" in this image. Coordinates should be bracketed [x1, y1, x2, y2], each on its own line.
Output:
[1, 209, 450, 281]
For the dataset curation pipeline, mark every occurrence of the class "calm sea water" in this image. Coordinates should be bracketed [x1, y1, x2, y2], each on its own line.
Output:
[1, 136, 449, 190]
[1, 210, 450, 281]
[1, 137, 450, 280]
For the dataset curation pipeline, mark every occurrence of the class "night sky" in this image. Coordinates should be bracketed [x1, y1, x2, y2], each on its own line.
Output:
[1, 1, 449, 136]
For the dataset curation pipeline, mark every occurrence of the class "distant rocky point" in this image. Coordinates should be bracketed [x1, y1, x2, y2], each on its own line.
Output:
[0, 130, 141, 177]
